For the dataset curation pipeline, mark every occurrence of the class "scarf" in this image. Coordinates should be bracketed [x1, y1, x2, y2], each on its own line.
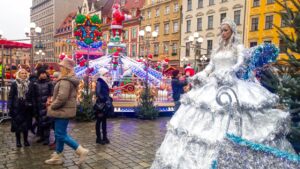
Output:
[16, 78, 29, 99]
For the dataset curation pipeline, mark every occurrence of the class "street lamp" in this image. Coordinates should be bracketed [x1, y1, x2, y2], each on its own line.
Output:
[188, 33, 203, 72]
[180, 56, 189, 67]
[199, 54, 207, 70]
[36, 49, 45, 63]
[138, 26, 158, 83]
[25, 22, 42, 73]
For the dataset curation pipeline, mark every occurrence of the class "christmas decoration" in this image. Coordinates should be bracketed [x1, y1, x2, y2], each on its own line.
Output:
[74, 14, 103, 48]
[110, 2, 131, 42]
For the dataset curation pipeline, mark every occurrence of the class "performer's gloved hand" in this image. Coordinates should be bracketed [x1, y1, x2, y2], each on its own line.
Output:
[188, 72, 208, 88]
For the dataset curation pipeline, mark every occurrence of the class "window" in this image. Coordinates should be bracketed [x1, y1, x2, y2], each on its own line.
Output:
[147, 10, 151, 19]
[155, 24, 160, 34]
[163, 42, 169, 54]
[155, 8, 160, 17]
[208, 16, 213, 29]
[174, 2, 179, 12]
[267, 0, 274, 4]
[165, 6, 170, 14]
[209, 0, 214, 6]
[279, 39, 287, 53]
[124, 30, 128, 40]
[198, 0, 203, 8]
[250, 42, 257, 47]
[154, 43, 159, 55]
[186, 20, 191, 32]
[164, 23, 170, 34]
[234, 10, 241, 25]
[222, 0, 228, 2]
[265, 15, 273, 29]
[173, 21, 179, 33]
[131, 44, 136, 57]
[172, 43, 178, 54]
[207, 40, 213, 54]
[220, 13, 226, 23]
[253, 0, 260, 7]
[187, 0, 192, 11]
[197, 18, 202, 31]
[132, 28, 137, 38]
[186, 42, 190, 57]
[251, 17, 259, 31]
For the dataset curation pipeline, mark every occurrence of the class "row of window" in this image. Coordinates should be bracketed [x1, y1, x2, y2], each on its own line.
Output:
[32, 8, 53, 22]
[253, 0, 274, 7]
[186, 10, 241, 32]
[251, 15, 287, 31]
[143, 2, 179, 19]
[187, 0, 229, 11]
[140, 42, 179, 56]
[32, 0, 53, 15]
[249, 39, 287, 53]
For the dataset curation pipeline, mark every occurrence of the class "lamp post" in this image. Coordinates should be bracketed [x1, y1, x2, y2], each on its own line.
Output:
[188, 32, 203, 72]
[199, 54, 208, 70]
[180, 56, 189, 67]
[25, 22, 42, 73]
[36, 49, 45, 63]
[138, 26, 158, 83]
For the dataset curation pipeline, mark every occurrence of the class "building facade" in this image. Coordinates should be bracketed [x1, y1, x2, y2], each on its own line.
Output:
[140, 0, 182, 66]
[54, 12, 77, 58]
[181, 0, 246, 70]
[245, 0, 299, 60]
[30, 0, 83, 62]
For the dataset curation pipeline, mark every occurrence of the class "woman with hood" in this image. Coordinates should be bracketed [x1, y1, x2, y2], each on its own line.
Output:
[45, 57, 89, 165]
[8, 68, 31, 147]
[94, 67, 113, 144]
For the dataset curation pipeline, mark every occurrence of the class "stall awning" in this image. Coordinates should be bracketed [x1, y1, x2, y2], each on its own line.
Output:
[0, 39, 32, 49]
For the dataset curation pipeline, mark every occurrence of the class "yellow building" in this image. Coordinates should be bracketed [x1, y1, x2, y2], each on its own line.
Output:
[245, 0, 299, 59]
[140, 0, 182, 66]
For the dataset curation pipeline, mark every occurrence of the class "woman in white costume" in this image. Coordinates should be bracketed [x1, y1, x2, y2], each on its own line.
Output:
[150, 18, 295, 169]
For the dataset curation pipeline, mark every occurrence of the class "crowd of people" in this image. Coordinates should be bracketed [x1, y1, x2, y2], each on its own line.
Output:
[7, 57, 113, 165]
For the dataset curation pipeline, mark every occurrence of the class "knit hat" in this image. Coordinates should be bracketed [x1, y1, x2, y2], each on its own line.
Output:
[37, 64, 48, 77]
[59, 57, 75, 70]
[99, 67, 109, 76]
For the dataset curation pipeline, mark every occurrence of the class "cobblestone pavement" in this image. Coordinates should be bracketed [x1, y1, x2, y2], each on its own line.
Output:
[0, 117, 170, 169]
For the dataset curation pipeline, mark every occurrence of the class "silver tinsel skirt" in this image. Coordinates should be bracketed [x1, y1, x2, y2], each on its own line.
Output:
[151, 76, 297, 169]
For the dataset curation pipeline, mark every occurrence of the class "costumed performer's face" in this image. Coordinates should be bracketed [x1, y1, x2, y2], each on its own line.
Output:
[221, 24, 233, 41]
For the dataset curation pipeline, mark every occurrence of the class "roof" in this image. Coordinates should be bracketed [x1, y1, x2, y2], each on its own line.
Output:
[124, 0, 145, 10]
[55, 11, 77, 35]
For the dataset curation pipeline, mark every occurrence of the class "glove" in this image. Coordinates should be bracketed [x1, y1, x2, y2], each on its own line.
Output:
[189, 72, 208, 88]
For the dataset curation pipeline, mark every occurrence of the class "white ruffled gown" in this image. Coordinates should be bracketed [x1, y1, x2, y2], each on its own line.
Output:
[151, 45, 295, 169]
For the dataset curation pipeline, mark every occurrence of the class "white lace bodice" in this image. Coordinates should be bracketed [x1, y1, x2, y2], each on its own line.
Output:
[201, 44, 245, 76]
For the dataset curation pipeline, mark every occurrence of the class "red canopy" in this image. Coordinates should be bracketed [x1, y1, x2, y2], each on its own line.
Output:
[0, 39, 32, 49]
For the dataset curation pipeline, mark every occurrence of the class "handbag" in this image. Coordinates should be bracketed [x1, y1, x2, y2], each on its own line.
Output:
[94, 102, 106, 111]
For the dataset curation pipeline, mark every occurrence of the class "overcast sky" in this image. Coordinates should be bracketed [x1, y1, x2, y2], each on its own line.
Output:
[0, 0, 32, 41]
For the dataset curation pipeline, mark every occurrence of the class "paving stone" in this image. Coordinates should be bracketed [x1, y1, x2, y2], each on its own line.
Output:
[0, 117, 169, 169]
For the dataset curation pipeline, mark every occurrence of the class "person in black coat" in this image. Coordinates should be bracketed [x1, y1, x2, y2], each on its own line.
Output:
[94, 69, 113, 144]
[31, 66, 53, 145]
[171, 70, 188, 112]
[8, 69, 31, 147]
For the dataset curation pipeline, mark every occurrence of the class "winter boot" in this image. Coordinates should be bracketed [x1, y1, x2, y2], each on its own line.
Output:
[75, 145, 89, 165]
[45, 152, 63, 165]
[103, 138, 110, 144]
[23, 131, 30, 147]
[16, 132, 22, 148]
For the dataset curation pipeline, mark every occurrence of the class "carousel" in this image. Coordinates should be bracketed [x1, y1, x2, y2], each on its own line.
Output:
[73, 2, 175, 114]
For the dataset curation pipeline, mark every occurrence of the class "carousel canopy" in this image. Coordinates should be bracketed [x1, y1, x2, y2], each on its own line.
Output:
[0, 39, 32, 49]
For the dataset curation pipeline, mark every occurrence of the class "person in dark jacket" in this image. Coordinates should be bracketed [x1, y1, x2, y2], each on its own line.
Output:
[8, 69, 31, 147]
[171, 70, 188, 112]
[94, 68, 113, 145]
[32, 65, 53, 145]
